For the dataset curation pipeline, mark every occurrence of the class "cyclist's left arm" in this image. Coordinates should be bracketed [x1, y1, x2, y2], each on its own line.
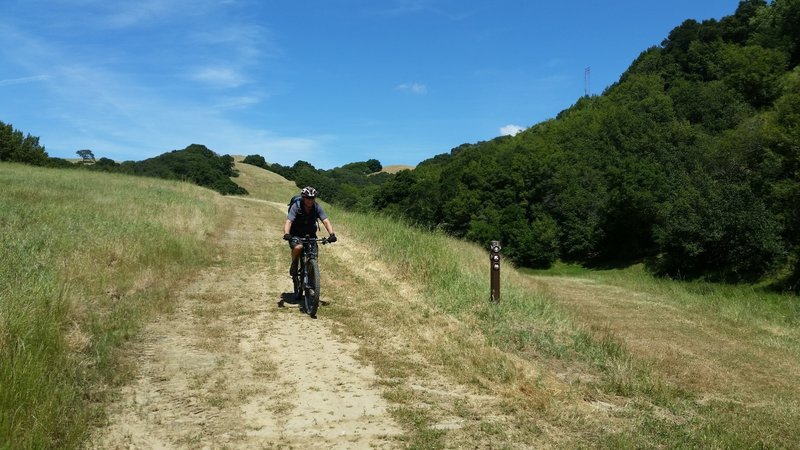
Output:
[316, 204, 334, 236]
[321, 218, 334, 235]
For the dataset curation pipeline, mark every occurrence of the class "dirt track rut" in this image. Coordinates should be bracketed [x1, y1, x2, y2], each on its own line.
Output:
[94, 196, 403, 449]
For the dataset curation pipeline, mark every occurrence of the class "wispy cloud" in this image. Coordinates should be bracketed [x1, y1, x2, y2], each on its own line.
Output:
[191, 25, 278, 60]
[191, 67, 248, 88]
[98, 0, 221, 29]
[395, 82, 428, 95]
[500, 124, 524, 136]
[370, 0, 472, 20]
[214, 95, 264, 110]
[0, 6, 306, 162]
[0, 75, 50, 86]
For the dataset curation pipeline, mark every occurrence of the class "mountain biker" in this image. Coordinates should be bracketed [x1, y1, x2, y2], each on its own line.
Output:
[283, 186, 337, 278]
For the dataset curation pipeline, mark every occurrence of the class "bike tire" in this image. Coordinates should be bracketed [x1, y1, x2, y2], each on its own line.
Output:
[305, 258, 321, 317]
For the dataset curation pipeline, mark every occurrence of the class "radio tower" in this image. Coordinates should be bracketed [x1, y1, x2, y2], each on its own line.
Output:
[584, 66, 591, 97]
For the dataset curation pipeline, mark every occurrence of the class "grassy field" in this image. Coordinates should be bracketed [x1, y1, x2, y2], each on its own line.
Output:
[0, 163, 226, 448]
[317, 205, 800, 448]
[4, 160, 799, 448]
[230, 162, 800, 447]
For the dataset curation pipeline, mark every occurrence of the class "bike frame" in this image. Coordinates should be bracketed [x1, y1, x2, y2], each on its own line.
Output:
[293, 236, 329, 318]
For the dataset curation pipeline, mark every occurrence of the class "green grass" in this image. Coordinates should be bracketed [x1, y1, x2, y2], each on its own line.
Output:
[337, 207, 607, 369]
[233, 164, 800, 447]
[528, 261, 800, 329]
[329, 206, 800, 448]
[0, 163, 225, 448]
[528, 262, 800, 448]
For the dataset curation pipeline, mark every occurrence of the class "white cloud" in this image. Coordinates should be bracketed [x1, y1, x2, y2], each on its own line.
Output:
[101, 0, 182, 28]
[500, 124, 524, 136]
[395, 83, 427, 95]
[215, 95, 263, 110]
[191, 24, 279, 60]
[0, 75, 50, 86]
[191, 67, 248, 88]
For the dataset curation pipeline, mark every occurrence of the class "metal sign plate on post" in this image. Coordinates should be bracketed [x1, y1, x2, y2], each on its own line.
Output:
[490, 240, 501, 302]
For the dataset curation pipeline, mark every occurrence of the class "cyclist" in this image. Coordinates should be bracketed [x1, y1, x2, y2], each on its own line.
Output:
[283, 186, 337, 280]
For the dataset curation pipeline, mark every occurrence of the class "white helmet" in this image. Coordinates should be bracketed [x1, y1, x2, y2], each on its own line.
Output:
[301, 186, 318, 198]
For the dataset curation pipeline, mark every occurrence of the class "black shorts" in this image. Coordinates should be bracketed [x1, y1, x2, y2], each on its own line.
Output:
[288, 236, 316, 250]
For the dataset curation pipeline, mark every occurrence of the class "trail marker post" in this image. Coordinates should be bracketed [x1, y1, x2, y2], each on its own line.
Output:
[490, 240, 501, 302]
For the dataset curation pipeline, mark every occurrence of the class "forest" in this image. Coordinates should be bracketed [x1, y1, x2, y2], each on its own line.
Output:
[257, 157, 389, 210]
[269, 0, 800, 291]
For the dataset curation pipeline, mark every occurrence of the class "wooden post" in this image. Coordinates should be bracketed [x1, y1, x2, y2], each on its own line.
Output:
[490, 241, 501, 302]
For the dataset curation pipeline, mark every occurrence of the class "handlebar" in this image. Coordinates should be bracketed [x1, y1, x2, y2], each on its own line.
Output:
[293, 236, 331, 244]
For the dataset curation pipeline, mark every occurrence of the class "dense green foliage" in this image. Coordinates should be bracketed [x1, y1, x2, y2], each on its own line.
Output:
[242, 154, 268, 169]
[277, 0, 800, 290]
[265, 158, 389, 209]
[0, 125, 246, 196]
[102, 144, 247, 196]
[0, 120, 52, 167]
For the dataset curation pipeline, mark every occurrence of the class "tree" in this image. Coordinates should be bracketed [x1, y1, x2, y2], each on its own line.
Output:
[76, 149, 95, 163]
[242, 154, 268, 168]
[0, 121, 49, 165]
[719, 44, 788, 108]
[366, 159, 382, 173]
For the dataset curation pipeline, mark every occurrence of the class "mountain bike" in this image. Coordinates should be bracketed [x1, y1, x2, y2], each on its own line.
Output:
[291, 236, 330, 318]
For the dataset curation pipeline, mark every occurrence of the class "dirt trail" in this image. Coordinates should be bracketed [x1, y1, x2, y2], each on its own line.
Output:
[94, 196, 404, 449]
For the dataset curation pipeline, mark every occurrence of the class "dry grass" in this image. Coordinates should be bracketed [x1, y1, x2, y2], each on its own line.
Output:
[0, 163, 226, 448]
[379, 164, 415, 174]
[525, 272, 800, 401]
[231, 159, 299, 203]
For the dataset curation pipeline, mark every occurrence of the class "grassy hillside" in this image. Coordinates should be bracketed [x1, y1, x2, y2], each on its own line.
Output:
[4, 160, 799, 448]
[350, 1, 800, 289]
[238, 163, 800, 447]
[0, 163, 226, 448]
[232, 157, 299, 202]
[380, 164, 415, 174]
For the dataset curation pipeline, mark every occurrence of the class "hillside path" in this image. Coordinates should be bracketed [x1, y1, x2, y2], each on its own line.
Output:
[93, 195, 404, 449]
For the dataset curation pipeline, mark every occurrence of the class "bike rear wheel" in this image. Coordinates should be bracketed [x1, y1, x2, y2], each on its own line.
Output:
[304, 258, 321, 317]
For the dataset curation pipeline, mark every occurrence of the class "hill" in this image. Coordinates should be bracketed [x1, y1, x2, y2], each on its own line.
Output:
[360, 0, 800, 290]
[238, 159, 800, 448]
[248, 157, 393, 210]
[0, 126, 246, 196]
[3, 161, 799, 447]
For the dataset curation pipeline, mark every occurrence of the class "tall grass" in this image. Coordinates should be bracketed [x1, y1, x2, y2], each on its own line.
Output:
[0, 163, 224, 448]
[332, 206, 800, 448]
[336, 207, 622, 371]
[331, 209, 650, 439]
[220, 166, 798, 447]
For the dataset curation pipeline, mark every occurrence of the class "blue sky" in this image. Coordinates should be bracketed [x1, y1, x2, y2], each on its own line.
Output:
[1, 0, 740, 169]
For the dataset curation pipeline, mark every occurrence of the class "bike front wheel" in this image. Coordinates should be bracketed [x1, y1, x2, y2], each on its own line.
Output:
[304, 259, 321, 317]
